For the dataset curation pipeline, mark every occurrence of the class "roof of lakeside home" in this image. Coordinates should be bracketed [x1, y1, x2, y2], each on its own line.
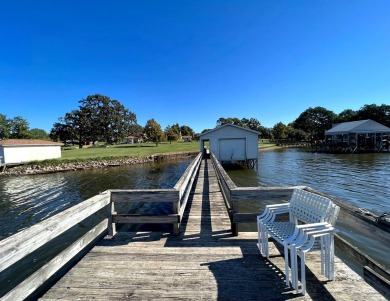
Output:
[325, 119, 390, 135]
[0, 139, 63, 146]
[200, 123, 260, 136]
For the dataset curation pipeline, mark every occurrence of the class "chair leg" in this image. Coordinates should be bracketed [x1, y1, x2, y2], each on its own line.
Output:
[300, 251, 307, 295]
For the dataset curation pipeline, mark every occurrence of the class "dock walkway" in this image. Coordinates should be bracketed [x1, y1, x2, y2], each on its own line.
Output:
[40, 159, 386, 300]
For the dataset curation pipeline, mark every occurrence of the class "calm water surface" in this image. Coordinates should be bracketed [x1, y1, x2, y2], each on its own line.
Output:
[227, 148, 390, 269]
[0, 159, 192, 240]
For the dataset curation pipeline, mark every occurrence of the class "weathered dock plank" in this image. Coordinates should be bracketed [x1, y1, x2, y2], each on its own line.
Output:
[40, 159, 387, 301]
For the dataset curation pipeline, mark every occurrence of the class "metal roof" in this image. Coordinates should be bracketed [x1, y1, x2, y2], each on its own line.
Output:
[325, 119, 390, 135]
[200, 123, 260, 137]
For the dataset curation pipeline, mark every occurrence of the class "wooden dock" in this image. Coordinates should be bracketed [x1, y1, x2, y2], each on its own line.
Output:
[38, 158, 386, 301]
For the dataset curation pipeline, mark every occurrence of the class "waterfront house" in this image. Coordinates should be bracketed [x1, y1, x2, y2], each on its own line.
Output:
[182, 135, 192, 142]
[0, 139, 63, 165]
[325, 119, 390, 152]
[122, 136, 143, 144]
[199, 124, 260, 168]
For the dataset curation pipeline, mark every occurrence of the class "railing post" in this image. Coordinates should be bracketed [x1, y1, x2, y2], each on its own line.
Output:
[173, 191, 180, 236]
[107, 191, 116, 236]
[232, 201, 238, 236]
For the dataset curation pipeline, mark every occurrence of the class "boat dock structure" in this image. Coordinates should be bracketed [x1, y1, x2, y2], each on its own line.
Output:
[1, 153, 389, 300]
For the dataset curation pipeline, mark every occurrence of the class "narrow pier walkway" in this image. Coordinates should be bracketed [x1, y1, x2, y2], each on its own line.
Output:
[40, 159, 386, 300]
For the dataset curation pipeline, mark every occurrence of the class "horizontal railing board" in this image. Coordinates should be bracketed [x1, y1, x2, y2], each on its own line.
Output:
[110, 189, 178, 203]
[2, 219, 108, 301]
[232, 213, 260, 223]
[174, 152, 202, 196]
[210, 153, 237, 190]
[230, 187, 300, 201]
[113, 214, 179, 224]
[0, 192, 110, 273]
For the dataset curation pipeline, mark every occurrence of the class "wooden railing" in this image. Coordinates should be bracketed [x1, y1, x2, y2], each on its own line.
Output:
[0, 192, 110, 301]
[0, 152, 202, 301]
[210, 152, 303, 235]
[108, 152, 202, 236]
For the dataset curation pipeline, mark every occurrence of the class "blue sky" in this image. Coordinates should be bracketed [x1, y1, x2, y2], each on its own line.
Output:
[1, 1, 389, 134]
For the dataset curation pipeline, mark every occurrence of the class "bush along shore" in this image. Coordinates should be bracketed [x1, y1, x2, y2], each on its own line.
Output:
[0, 151, 199, 176]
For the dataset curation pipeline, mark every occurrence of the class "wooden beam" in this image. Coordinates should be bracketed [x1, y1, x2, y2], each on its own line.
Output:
[0, 192, 110, 273]
[2, 219, 108, 301]
[113, 214, 179, 224]
[230, 187, 300, 201]
[110, 189, 178, 203]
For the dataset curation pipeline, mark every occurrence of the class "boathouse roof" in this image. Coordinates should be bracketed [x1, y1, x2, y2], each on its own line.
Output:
[200, 123, 260, 136]
[0, 139, 63, 146]
[325, 119, 390, 135]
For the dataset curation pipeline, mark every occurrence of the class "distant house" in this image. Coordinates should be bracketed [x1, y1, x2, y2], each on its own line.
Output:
[182, 135, 192, 142]
[0, 139, 63, 165]
[325, 119, 390, 151]
[122, 136, 143, 144]
[199, 124, 260, 168]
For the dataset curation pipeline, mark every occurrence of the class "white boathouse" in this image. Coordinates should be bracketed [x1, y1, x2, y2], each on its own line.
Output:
[0, 139, 63, 165]
[199, 124, 260, 168]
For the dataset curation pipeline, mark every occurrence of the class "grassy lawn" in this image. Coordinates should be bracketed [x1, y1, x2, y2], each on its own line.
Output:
[60, 141, 201, 160]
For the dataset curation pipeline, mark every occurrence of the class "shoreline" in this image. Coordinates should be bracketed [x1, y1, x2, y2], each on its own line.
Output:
[0, 151, 198, 176]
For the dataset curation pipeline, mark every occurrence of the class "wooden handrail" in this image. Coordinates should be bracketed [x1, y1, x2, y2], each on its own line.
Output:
[0, 191, 110, 273]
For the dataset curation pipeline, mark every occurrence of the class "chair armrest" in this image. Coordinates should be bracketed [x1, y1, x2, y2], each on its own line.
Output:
[258, 203, 290, 223]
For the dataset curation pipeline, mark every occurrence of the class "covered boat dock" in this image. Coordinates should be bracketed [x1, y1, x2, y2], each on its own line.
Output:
[319, 119, 390, 153]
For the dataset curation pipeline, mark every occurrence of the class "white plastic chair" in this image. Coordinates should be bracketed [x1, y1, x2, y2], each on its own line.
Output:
[285, 223, 339, 295]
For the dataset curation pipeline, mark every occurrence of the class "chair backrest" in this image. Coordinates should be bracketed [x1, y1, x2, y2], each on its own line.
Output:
[325, 202, 340, 226]
[289, 189, 333, 224]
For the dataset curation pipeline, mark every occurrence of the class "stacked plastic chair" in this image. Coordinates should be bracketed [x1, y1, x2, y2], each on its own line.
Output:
[257, 189, 340, 295]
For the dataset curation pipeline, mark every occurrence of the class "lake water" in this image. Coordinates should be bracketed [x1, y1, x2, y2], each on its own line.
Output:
[228, 148, 390, 269]
[0, 149, 389, 269]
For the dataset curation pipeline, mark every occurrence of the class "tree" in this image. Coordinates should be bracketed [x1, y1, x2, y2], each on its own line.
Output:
[272, 122, 287, 139]
[180, 125, 195, 137]
[356, 104, 390, 127]
[165, 125, 180, 142]
[8, 116, 31, 139]
[51, 94, 138, 146]
[335, 109, 357, 123]
[50, 119, 75, 144]
[29, 128, 49, 140]
[286, 126, 309, 141]
[216, 117, 242, 127]
[144, 118, 165, 146]
[127, 123, 144, 137]
[291, 107, 337, 140]
[0, 114, 9, 139]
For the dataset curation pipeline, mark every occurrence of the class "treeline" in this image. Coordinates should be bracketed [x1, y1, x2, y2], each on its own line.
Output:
[216, 104, 390, 141]
[0, 115, 50, 140]
[50, 94, 195, 147]
[1, 95, 388, 145]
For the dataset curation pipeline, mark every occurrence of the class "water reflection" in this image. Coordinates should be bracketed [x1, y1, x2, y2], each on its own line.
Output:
[0, 159, 192, 240]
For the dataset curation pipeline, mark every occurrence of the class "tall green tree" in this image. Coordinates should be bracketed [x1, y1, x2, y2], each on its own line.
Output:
[144, 118, 165, 146]
[356, 104, 390, 127]
[0, 114, 9, 139]
[8, 116, 31, 139]
[29, 128, 49, 140]
[50, 119, 75, 144]
[335, 109, 358, 123]
[291, 107, 337, 140]
[165, 125, 180, 142]
[272, 122, 287, 139]
[180, 125, 194, 136]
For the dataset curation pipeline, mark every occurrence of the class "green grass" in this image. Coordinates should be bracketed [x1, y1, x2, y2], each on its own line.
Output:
[60, 141, 201, 161]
